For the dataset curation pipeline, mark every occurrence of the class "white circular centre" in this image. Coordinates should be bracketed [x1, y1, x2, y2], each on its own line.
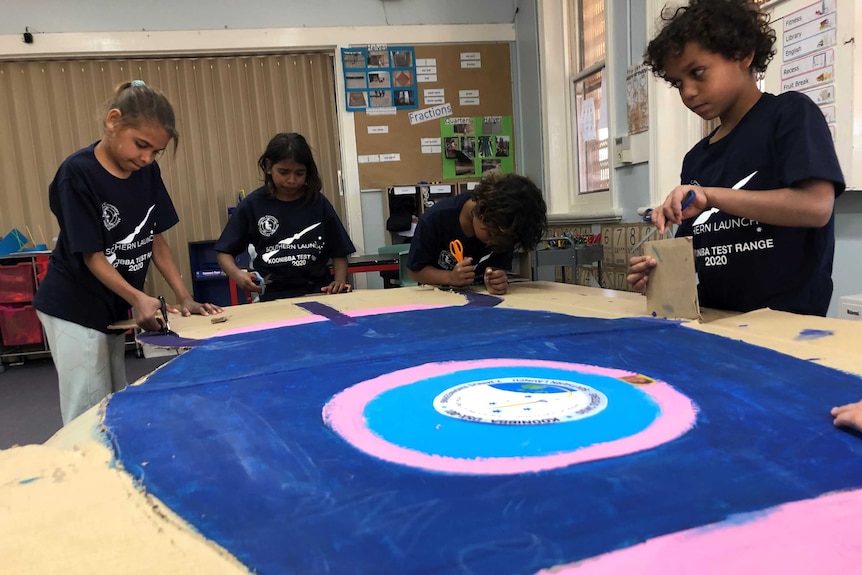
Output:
[433, 377, 608, 425]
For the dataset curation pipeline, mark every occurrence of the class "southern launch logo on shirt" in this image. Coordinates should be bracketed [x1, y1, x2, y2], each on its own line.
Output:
[102, 203, 121, 230]
[438, 250, 458, 270]
[689, 171, 774, 268]
[258, 215, 279, 237]
[104, 204, 156, 273]
[261, 222, 324, 266]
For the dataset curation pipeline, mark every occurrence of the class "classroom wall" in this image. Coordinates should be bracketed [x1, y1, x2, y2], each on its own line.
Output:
[512, 0, 544, 191]
[831, 194, 862, 315]
[0, 0, 518, 33]
[759, 0, 862, 316]
[610, 0, 651, 222]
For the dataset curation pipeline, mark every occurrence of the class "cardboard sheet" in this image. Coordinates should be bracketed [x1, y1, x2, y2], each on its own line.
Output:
[1, 432, 249, 574]
[645, 237, 700, 320]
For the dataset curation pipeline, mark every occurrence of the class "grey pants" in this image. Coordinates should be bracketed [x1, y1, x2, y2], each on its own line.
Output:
[36, 311, 127, 425]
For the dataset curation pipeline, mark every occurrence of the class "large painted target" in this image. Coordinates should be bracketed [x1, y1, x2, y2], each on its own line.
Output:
[323, 360, 696, 474]
[103, 304, 862, 575]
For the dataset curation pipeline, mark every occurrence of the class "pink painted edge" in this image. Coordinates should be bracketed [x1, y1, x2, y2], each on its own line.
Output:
[213, 304, 447, 337]
[538, 488, 862, 574]
[322, 359, 698, 475]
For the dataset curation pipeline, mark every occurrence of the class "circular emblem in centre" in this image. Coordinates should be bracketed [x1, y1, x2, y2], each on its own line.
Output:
[433, 377, 608, 425]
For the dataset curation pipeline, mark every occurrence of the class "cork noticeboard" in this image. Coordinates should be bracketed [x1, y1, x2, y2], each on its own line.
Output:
[353, 43, 513, 190]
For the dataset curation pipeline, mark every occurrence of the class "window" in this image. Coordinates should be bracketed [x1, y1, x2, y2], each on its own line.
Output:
[572, 0, 608, 194]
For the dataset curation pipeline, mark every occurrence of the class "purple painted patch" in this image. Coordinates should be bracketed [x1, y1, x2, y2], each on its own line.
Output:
[296, 301, 356, 326]
[796, 329, 834, 341]
[463, 291, 503, 307]
[137, 332, 203, 348]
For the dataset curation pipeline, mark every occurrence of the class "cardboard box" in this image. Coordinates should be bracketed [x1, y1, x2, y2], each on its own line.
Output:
[838, 294, 862, 321]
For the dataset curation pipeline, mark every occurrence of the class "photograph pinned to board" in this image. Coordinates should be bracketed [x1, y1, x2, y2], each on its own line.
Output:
[453, 120, 475, 135]
[369, 90, 393, 108]
[367, 50, 389, 68]
[478, 136, 494, 157]
[394, 89, 416, 106]
[495, 136, 510, 157]
[481, 116, 503, 134]
[343, 51, 365, 69]
[346, 73, 367, 90]
[368, 71, 391, 88]
[440, 116, 514, 178]
[348, 92, 369, 108]
[461, 136, 476, 158]
[444, 137, 462, 159]
[341, 46, 418, 112]
[392, 70, 414, 87]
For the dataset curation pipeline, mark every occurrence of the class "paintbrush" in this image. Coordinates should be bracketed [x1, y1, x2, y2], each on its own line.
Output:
[635, 172, 757, 254]
[633, 190, 695, 253]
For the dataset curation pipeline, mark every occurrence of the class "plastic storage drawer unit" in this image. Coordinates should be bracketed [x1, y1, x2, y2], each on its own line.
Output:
[0, 262, 36, 303]
[0, 304, 43, 346]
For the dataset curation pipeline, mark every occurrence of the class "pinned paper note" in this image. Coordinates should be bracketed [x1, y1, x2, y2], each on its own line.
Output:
[581, 98, 597, 142]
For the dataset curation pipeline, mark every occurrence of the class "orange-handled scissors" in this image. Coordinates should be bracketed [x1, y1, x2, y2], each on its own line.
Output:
[449, 239, 464, 263]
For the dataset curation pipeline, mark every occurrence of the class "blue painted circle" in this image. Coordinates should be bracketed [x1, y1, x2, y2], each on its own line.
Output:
[364, 365, 660, 458]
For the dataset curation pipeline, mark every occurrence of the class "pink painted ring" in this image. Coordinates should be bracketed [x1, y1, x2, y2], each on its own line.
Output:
[323, 359, 698, 475]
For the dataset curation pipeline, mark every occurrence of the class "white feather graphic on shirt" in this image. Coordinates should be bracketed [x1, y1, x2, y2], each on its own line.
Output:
[105, 204, 156, 265]
[692, 171, 758, 226]
[261, 222, 322, 263]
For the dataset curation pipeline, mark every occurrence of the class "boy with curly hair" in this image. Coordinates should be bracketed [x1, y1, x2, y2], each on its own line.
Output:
[627, 0, 844, 316]
[407, 172, 547, 295]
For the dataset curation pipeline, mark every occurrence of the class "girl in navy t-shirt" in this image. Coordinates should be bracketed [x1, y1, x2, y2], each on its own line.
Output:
[215, 133, 355, 301]
[34, 81, 222, 424]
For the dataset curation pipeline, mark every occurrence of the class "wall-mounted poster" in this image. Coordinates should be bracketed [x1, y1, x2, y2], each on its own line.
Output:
[626, 63, 649, 135]
[440, 116, 514, 179]
[342, 46, 419, 112]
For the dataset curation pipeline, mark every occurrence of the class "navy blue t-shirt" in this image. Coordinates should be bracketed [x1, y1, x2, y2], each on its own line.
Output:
[34, 143, 179, 333]
[215, 186, 355, 299]
[676, 92, 844, 316]
[407, 193, 513, 281]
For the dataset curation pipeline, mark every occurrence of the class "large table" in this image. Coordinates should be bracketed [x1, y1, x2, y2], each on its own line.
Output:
[3, 282, 861, 574]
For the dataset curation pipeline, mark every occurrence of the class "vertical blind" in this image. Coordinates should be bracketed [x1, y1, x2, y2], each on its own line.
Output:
[0, 54, 341, 301]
